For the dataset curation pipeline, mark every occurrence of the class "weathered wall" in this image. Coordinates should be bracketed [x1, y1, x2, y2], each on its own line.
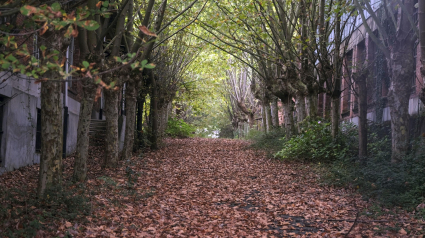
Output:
[0, 73, 81, 175]
[66, 96, 80, 154]
[0, 73, 40, 173]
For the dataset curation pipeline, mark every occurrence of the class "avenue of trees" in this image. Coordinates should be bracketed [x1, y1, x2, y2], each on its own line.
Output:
[0, 0, 424, 200]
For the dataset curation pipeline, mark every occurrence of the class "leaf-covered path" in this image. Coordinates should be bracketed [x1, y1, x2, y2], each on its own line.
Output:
[2, 138, 422, 237]
[125, 138, 365, 237]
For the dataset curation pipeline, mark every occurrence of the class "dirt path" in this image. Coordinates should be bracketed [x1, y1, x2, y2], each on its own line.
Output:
[1, 138, 421, 237]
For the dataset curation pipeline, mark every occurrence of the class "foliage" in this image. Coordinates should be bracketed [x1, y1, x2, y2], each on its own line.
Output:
[218, 124, 234, 138]
[248, 128, 286, 156]
[166, 118, 196, 138]
[274, 119, 357, 162]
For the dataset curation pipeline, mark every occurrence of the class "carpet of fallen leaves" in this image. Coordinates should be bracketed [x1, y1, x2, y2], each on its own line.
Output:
[1, 138, 425, 237]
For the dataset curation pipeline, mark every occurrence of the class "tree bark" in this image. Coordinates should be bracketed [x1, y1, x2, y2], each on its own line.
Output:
[306, 93, 318, 118]
[282, 95, 295, 139]
[135, 93, 145, 150]
[73, 81, 97, 181]
[150, 72, 159, 150]
[356, 75, 368, 161]
[261, 105, 267, 133]
[103, 85, 120, 167]
[388, 48, 413, 163]
[121, 79, 137, 161]
[331, 3, 342, 138]
[331, 94, 341, 138]
[271, 98, 279, 127]
[265, 102, 272, 132]
[295, 92, 306, 128]
[37, 29, 65, 197]
[419, 0, 425, 105]
[38, 80, 63, 197]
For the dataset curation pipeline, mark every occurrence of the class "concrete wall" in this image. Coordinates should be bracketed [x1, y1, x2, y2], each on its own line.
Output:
[65, 96, 80, 155]
[0, 73, 40, 173]
[0, 73, 81, 175]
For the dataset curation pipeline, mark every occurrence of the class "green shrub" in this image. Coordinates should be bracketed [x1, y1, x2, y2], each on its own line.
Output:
[248, 128, 286, 155]
[274, 119, 356, 162]
[166, 118, 195, 138]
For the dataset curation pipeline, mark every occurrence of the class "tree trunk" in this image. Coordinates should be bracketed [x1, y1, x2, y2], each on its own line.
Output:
[38, 80, 63, 197]
[331, 5, 342, 138]
[419, 0, 425, 105]
[282, 95, 295, 139]
[248, 113, 255, 129]
[388, 51, 413, 163]
[306, 93, 318, 118]
[73, 81, 97, 181]
[135, 93, 145, 150]
[357, 76, 368, 161]
[103, 85, 120, 167]
[295, 92, 306, 131]
[37, 28, 65, 197]
[261, 105, 267, 133]
[265, 103, 272, 132]
[271, 98, 279, 127]
[150, 73, 159, 150]
[331, 95, 341, 138]
[387, 0, 415, 162]
[122, 79, 137, 161]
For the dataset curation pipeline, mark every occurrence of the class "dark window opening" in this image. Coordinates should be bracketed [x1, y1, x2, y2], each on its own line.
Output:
[0, 97, 4, 166]
[35, 108, 41, 153]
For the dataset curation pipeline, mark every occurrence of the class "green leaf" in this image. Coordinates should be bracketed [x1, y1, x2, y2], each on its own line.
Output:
[131, 62, 139, 69]
[20, 5, 37, 16]
[144, 63, 155, 69]
[76, 20, 100, 31]
[1, 62, 10, 69]
[51, 2, 61, 12]
[114, 56, 122, 63]
[109, 81, 116, 88]
[103, 1, 109, 7]
[82, 61, 89, 68]
[6, 55, 17, 62]
[141, 59, 148, 67]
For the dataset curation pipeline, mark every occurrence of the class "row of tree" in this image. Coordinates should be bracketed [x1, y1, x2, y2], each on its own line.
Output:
[0, 0, 206, 196]
[211, 0, 424, 163]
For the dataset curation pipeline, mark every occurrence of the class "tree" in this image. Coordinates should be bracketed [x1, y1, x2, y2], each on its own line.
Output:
[354, 0, 417, 162]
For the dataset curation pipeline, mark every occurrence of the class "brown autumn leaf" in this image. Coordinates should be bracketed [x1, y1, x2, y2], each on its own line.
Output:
[138, 25, 157, 37]
[65, 221, 72, 228]
[96, 1, 102, 8]
[71, 26, 79, 38]
[39, 22, 48, 35]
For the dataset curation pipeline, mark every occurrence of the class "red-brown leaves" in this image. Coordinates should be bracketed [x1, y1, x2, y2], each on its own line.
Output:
[1, 138, 424, 237]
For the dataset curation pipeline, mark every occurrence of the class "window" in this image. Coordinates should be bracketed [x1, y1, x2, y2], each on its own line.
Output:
[35, 108, 41, 153]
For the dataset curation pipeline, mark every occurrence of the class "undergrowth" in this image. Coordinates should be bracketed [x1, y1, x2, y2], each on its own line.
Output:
[254, 118, 425, 213]
[247, 128, 286, 156]
[0, 182, 90, 237]
[274, 119, 357, 162]
[166, 118, 196, 138]
[320, 139, 425, 210]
